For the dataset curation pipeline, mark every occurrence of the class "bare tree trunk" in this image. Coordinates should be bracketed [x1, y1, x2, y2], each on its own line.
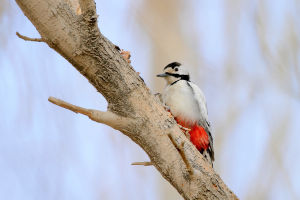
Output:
[15, 0, 238, 199]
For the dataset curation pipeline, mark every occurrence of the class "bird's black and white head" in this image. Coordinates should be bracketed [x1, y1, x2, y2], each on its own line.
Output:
[157, 62, 190, 85]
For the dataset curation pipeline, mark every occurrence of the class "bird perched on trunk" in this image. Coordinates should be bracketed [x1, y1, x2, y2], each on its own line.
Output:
[157, 62, 214, 165]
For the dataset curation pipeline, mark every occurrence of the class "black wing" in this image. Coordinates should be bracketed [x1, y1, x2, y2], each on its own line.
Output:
[186, 81, 215, 162]
[198, 119, 214, 162]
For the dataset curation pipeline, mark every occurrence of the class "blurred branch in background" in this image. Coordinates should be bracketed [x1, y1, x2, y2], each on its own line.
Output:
[134, 0, 201, 90]
[0, 0, 11, 47]
[256, 0, 300, 99]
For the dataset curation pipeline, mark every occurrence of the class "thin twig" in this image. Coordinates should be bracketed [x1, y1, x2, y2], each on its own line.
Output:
[131, 161, 153, 166]
[48, 96, 130, 131]
[16, 32, 44, 42]
[48, 96, 90, 115]
[168, 133, 193, 175]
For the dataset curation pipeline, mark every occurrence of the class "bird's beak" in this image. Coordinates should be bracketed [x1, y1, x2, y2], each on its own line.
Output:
[156, 73, 168, 77]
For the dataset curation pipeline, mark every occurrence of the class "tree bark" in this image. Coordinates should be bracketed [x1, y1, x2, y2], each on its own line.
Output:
[15, 0, 238, 199]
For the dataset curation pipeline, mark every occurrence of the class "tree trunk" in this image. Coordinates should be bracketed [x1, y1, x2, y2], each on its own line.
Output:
[15, 0, 238, 199]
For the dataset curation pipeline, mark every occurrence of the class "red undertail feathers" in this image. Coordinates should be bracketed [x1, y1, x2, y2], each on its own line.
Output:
[175, 117, 210, 152]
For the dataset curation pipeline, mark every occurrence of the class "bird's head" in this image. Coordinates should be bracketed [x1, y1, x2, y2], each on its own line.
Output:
[157, 62, 190, 85]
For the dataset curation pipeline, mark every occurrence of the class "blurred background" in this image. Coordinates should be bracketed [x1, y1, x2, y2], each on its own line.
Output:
[1, 0, 300, 199]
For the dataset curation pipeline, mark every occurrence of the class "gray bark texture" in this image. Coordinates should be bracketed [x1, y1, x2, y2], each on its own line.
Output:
[15, 0, 238, 199]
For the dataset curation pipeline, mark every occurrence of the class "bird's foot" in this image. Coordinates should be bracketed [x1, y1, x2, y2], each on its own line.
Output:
[154, 93, 163, 103]
[178, 124, 191, 132]
[177, 124, 191, 139]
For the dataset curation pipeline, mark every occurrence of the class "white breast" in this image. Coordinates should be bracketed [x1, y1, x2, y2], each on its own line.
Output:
[162, 80, 208, 125]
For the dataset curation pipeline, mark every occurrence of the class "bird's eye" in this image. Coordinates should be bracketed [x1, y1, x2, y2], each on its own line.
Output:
[174, 68, 178, 72]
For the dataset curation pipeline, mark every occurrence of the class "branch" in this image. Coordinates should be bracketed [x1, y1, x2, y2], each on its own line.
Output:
[131, 161, 153, 166]
[16, 32, 44, 42]
[48, 97, 131, 131]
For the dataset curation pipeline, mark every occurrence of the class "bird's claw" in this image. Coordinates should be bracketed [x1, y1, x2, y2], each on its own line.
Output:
[178, 124, 191, 132]
[177, 124, 191, 139]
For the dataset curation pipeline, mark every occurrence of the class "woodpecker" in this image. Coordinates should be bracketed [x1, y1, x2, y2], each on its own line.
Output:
[157, 62, 214, 165]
